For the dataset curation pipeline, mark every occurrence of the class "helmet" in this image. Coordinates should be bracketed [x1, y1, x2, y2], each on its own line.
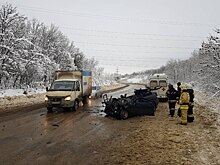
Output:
[180, 84, 187, 90]
[168, 83, 173, 88]
[186, 84, 192, 89]
[177, 82, 181, 86]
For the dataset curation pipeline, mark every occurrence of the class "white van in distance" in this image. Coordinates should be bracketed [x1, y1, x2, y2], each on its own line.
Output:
[148, 73, 168, 100]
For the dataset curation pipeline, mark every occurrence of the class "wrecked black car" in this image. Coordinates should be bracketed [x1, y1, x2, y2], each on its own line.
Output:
[102, 88, 159, 120]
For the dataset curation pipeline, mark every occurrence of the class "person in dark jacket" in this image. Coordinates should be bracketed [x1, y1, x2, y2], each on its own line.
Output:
[177, 82, 182, 117]
[177, 82, 181, 100]
[166, 84, 178, 117]
[187, 86, 195, 122]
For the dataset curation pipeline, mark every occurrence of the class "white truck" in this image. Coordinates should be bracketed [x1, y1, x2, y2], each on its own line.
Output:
[45, 70, 92, 112]
[148, 73, 168, 100]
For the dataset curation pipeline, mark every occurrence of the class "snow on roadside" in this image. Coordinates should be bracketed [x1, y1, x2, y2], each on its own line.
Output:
[0, 88, 45, 97]
[0, 93, 46, 112]
[195, 90, 220, 132]
[195, 91, 220, 114]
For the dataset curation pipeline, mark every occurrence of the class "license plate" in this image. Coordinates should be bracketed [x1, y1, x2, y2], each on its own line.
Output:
[52, 102, 60, 104]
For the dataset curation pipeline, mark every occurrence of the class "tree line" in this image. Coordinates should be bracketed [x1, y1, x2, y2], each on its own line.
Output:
[0, 4, 114, 89]
[143, 30, 220, 96]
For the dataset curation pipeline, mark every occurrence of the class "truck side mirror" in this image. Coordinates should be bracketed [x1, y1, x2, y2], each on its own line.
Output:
[46, 87, 49, 91]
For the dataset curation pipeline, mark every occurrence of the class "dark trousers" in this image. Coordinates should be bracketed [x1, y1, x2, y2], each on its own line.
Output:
[168, 101, 176, 117]
[187, 106, 194, 122]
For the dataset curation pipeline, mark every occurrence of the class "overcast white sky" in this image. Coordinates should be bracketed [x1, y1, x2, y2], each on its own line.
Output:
[1, 0, 220, 74]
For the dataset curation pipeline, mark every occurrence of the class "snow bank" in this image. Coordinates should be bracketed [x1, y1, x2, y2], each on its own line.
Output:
[0, 88, 45, 97]
[195, 91, 220, 114]
[195, 90, 220, 132]
[0, 93, 45, 113]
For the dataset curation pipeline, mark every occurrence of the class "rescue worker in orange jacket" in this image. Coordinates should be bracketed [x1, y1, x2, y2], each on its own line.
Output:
[166, 84, 178, 117]
[187, 86, 195, 122]
[179, 84, 190, 125]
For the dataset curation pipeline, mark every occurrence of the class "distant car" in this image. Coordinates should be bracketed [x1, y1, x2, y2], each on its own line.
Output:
[91, 86, 102, 98]
[102, 88, 159, 119]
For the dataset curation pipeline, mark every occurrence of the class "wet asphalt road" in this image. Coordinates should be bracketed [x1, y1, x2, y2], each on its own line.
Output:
[0, 84, 145, 165]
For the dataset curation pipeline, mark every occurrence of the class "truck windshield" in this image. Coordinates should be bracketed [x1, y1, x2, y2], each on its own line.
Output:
[49, 81, 75, 91]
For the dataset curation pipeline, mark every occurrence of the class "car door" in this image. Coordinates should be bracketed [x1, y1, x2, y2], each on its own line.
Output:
[130, 98, 146, 115]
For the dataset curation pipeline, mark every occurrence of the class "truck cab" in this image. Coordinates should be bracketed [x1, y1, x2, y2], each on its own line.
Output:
[148, 73, 168, 100]
[45, 71, 92, 112]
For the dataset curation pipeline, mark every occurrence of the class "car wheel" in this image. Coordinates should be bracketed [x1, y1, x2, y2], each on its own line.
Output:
[47, 107, 53, 113]
[73, 100, 79, 111]
[119, 109, 129, 120]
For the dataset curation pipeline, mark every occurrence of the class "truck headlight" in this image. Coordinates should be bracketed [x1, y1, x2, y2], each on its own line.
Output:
[64, 96, 71, 101]
[45, 96, 49, 101]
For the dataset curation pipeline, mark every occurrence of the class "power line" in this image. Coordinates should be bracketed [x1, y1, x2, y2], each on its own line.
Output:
[14, 5, 219, 27]
[80, 49, 192, 54]
[66, 32, 200, 42]
[89, 56, 185, 61]
[61, 27, 205, 39]
[99, 63, 149, 67]
[1, 3, 208, 39]
[94, 59, 175, 62]
[74, 41, 196, 49]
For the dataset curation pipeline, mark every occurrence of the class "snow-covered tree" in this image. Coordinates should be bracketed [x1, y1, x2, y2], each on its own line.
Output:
[0, 3, 27, 87]
[0, 4, 80, 88]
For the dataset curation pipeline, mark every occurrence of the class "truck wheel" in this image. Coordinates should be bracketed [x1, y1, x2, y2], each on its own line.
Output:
[73, 101, 79, 111]
[47, 107, 53, 113]
[119, 109, 129, 120]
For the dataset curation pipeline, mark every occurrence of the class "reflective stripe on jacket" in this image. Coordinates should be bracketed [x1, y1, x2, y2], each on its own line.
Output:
[179, 92, 190, 105]
[180, 105, 188, 110]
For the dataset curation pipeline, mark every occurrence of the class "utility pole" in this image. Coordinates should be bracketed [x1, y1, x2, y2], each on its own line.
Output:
[116, 66, 119, 75]
[115, 66, 119, 82]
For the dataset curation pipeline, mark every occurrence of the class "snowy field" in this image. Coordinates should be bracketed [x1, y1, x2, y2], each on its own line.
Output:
[122, 76, 146, 84]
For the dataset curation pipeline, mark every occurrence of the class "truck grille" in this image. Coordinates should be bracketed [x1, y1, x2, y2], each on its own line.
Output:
[49, 97, 62, 102]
